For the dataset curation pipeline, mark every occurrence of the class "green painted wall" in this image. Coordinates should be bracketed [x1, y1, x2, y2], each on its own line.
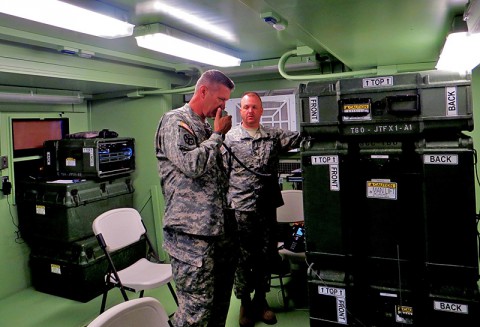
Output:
[0, 103, 89, 298]
[89, 95, 172, 260]
[0, 69, 479, 302]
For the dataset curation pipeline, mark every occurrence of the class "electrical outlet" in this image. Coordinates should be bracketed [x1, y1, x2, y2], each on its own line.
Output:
[0, 156, 7, 169]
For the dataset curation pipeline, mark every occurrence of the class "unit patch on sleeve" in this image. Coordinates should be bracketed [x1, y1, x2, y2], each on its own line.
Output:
[178, 121, 196, 147]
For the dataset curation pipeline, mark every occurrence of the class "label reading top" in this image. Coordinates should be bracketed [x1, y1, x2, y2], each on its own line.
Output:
[362, 76, 394, 88]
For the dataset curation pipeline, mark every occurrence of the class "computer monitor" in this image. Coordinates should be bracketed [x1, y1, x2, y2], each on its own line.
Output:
[12, 118, 69, 158]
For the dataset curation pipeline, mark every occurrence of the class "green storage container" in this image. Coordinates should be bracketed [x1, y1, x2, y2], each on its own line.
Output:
[29, 235, 146, 302]
[16, 176, 134, 244]
[299, 71, 473, 138]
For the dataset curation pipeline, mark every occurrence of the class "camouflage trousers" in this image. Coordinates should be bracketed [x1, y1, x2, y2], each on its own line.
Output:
[233, 208, 278, 300]
[164, 214, 238, 326]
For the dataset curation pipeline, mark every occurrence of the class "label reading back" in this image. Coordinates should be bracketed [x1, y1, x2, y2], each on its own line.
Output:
[445, 86, 458, 116]
[423, 154, 458, 165]
[434, 301, 468, 314]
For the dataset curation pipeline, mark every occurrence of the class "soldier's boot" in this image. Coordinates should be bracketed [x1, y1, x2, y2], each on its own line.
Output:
[239, 297, 254, 327]
[253, 297, 277, 325]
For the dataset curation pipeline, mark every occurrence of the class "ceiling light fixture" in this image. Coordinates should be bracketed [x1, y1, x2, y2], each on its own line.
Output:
[134, 24, 241, 67]
[136, 2, 235, 42]
[0, 92, 84, 104]
[436, 15, 480, 73]
[0, 0, 134, 39]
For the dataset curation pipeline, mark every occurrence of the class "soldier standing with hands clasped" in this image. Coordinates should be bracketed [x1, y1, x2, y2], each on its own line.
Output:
[223, 92, 301, 327]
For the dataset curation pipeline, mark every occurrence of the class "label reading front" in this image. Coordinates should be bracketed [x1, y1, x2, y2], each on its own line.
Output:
[367, 181, 397, 200]
[423, 154, 458, 165]
[311, 156, 340, 191]
[309, 96, 319, 123]
[434, 301, 468, 314]
[318, 286, 347, 324]
[308, 97, 320, 123]
[329, 164, 340, 191]
[35, 205, 46, 215]
[445, 86, 458, 116]
[51, 264, 61, 275]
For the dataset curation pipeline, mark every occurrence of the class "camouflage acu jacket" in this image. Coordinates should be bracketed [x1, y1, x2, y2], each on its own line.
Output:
[223, 124, 301, 212]
[155, 104, 228, 236]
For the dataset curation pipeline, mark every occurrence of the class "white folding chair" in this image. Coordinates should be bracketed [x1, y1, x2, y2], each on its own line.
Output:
[271, 190, 305, 309]
[87, 297, 172, 327]
[92, 208, 178, 314]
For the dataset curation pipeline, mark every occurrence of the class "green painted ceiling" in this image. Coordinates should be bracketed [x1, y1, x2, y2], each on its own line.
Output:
[0, 0, 469, 95]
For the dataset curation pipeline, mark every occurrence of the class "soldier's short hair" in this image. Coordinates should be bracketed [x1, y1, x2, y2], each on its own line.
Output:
[242, 91, 263, 106]
[195, 69, 235, 92]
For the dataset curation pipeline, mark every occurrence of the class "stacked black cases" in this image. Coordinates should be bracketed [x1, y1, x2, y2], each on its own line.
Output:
[299, 71, 479, 326]
[29, 235, 146, 302]
[16, 168, 136, 302]
[419, 138, 480, 325]
[16, 176, 134, 244]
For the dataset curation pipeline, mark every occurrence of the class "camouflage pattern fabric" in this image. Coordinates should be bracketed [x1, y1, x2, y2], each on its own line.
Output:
[164, 215, 237, 326]
[233, 209, 277, 299]
[155, 104, 238, 326]
[223, 124, 301, 299]
[223, 125, 301, 212]
[155, 104, 228, 236]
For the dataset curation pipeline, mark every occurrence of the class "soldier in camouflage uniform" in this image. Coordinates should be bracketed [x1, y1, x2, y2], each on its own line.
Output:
[223, 92, 301, 327]
[155, 70, 237, 327]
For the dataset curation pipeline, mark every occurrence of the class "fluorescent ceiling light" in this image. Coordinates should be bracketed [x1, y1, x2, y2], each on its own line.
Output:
[136, 2, 235, 42]
[135, 24, 241, 67]
[0, 0, 134, 39]
[436, 15, 480, 73]
[0, 92, 84, 104]
[436, 32, 480, 72]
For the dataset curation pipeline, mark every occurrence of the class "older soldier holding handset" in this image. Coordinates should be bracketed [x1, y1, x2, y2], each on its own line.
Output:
[155, 70, 237, 327]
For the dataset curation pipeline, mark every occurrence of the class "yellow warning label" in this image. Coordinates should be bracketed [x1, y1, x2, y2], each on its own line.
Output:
[343, 104, 370, 110]
[367, 181, 398, 200]
[51, 264, 61, 275]
[367, 181, 397, 189]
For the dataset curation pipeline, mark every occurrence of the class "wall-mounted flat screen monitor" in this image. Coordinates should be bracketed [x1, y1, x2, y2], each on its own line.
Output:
[12, 118, 69, 158]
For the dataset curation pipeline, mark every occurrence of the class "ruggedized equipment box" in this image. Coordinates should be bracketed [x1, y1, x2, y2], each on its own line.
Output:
[44, 137, 135, 179]
[29, 235, 146, 302]
[302, 135, 480, 325]
[16, 176, 134, 244]
[299, 71, 473, 138]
